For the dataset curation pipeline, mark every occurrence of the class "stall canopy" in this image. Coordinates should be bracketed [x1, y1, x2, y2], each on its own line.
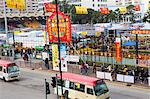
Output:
[122, 41, 137, 46]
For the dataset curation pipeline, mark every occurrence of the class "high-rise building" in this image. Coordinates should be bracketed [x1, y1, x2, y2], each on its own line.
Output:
[0, 0, 51, 18]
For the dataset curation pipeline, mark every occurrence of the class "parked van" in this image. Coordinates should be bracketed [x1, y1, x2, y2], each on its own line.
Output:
[0, 60, 20, 81]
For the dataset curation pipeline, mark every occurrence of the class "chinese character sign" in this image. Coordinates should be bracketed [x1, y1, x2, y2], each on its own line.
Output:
[116, 38, 122, 62]
[6, 0, 26, 9]
[52, 44, 59, 71]
[44, 3, 60, 12]
[46, 12, 72, 43]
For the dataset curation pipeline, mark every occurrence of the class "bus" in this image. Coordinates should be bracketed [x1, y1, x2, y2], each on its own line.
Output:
[0, 60, 20, 81]
[53, 73, 110, 99]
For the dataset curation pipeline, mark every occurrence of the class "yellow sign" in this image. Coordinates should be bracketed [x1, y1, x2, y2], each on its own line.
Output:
[119, 7, 127, 14]
[148, 4, 150, 9]
[81, 31, 87, 35]
[52, 44, 59, 68]
[6, 0, 26, 10]
[95, 32, 101, 37]
[75, 6, 88, 14]
[14, 31, 21, 35]
[43, 31, 47, 43]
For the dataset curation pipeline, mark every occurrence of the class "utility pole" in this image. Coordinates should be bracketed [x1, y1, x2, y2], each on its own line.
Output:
[3, 0, 9, 44]
[55, 0, 63, 96]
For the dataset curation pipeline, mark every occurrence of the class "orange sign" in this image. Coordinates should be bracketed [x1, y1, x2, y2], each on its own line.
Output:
[46, 12, 72, 43]
[131, 30, 150, 34]
[100, 8, 109, 14]
[134, 5, 140, 11]
[44, 3, 59, 12]
[116, 38, 122, 62]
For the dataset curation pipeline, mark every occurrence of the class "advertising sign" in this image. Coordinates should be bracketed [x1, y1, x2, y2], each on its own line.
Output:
[75, 6, 88, 14]
[100, 8, 109, 14]
[6, 0, 26, 9]
[116, 38, 122, 62]
[60, 44, 67, 72]
[44, 3, 59, 12]
[52, 44, 59, 71]
[46, 12, 72, 43]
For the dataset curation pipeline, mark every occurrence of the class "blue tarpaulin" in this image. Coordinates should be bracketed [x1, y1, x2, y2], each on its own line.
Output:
[122, 41, 137, 46]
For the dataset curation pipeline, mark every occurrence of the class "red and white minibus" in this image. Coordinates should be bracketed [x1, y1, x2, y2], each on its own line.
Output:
[53, 73, 110, 99]
[0, 60, 20, 81]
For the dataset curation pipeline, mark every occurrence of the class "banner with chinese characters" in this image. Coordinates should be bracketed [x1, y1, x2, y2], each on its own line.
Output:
[100, 8, 109, 14]
[44, 3, 59, 12]
[134, 5, 140, 11]
[75, 6, 88, 14]
[46, 12, 72, 43]
[116, 38, 122, 62]
[6, 0, 26, 9]
[131, 30, 150, 34]
[52, 44, 59, 71]
[119, 7, 127, 14]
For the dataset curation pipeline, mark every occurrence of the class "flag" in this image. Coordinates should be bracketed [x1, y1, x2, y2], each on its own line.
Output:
[116, 38, 122, 62]
[75, 6, 88, 14]
[134, 5, 140, 11]
[100, 8, 109, 14]
[119, 7, 127, 14]
[44, 3, 59, 12]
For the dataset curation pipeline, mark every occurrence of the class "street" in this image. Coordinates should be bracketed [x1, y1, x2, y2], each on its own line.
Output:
[0, 68, 150, 99]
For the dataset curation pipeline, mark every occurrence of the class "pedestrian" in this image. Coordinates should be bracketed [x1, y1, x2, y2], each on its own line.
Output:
[93, 63, 96, 73]
[111, 69, 117, 81]
[23, 53, 28, 61]
[20, 48, 23, 57]
[44, 58, 49, 69]
[84, 63, 88, 75]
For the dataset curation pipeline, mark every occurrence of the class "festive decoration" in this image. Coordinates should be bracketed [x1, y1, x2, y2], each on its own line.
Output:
[116, 38, 122, 62]
[100, 8, 109, 14]
[44, 3, 59, 12]
[134, 5, 140, 11]
[75, 6, 88, 14]
[119, 7, 127, 14]
[46, 12, 72, 43]
[131, 30, 150, 34]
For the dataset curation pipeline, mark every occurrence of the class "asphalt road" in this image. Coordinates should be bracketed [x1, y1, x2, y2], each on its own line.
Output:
[0, 68, 150, 99]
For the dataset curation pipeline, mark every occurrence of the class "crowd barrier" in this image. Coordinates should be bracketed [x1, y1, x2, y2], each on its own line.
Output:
[96, 71, 150, 85]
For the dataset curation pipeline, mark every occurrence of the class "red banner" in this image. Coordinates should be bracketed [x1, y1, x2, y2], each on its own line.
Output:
[116, 38, 122, 62]
[100, 8, 109, 14]
[44, 3, 59, 12]
[134, 5, 140, 11]
[46, 12, 72, 43]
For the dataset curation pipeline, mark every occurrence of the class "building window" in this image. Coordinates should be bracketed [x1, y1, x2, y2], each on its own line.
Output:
[87, 88, 94, 95]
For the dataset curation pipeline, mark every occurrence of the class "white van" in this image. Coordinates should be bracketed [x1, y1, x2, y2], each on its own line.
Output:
[0, 60, 20, 81]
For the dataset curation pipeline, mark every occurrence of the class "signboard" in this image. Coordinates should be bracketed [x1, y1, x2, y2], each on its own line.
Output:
[75, 6, 88, 14]
[46, 12, 72, 43]
[66, 55, 79, 62]
[100, 8, 109, 14]
[119, 7, 127, 14]
[44, 3, 60, 12]
[52, 44, 59, 70]
[60, 44, 67, 72]
[6, 0, 26, 9]
[116, 38, 122, 62]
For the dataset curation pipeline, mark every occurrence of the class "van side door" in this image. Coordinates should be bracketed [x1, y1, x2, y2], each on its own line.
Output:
[0, 66, 3, 78]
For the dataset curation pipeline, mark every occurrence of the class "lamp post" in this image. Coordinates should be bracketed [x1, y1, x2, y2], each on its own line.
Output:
[3, 0, 9, 44]
[55, 0, 63, 96]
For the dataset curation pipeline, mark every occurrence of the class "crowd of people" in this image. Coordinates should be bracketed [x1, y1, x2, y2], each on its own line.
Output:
[98, 64, 149, 84]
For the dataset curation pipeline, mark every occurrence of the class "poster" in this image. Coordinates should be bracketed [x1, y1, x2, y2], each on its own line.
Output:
[52, 44, 59, 70]
[116, 38, 122, 62]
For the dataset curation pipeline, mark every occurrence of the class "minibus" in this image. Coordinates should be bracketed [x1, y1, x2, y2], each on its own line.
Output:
[53, 73, 110, 99]
[0, 60, 20, 81]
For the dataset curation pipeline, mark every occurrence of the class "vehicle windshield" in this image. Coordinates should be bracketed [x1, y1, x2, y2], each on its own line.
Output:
[94, 83, 109, 96]
[7, 66, 19, 73]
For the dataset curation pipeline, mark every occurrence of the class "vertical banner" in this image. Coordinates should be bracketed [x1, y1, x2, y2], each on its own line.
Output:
[116, 38, 122, 62]
[52, 44, 59, 71]
[46, 12, 72, 43]
[60, 44, 67, 72]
